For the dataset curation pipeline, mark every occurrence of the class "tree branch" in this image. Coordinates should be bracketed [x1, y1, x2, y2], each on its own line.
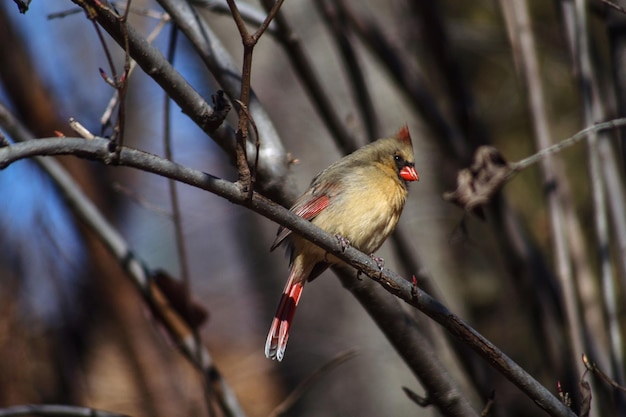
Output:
[0, 107, 247, 417]
[70, 0, 290, 199]
[0, 404, 128, 417]
[70, 0, 225, 135]
[225, 0, 284, 194]
[258, 0, 361, 153]
[0, 136, 576, 417]
[316, 0, 380, 141]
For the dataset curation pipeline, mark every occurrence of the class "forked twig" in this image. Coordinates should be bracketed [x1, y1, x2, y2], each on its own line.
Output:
[226, 0, 285, 197]
[101, 11, 170, 129]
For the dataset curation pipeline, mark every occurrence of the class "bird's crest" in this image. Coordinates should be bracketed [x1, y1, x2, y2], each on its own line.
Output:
[396, 124, 412, 145]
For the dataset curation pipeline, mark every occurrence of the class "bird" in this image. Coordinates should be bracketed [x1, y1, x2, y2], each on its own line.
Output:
[265, 125, 419, 361]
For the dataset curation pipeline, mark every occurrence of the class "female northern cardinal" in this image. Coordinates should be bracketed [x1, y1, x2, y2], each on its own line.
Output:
[265, 125, 419, 361]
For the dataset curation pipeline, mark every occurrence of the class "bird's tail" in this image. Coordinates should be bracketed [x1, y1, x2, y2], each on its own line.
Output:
[265, 270, 305, 361]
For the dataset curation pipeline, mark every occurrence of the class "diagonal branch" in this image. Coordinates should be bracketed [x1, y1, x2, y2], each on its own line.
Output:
[0, 404, 129, 417]
[316, 0, 380, 141]
[69, 0, 227, 136]
[0, 136, 576, 417]
[155, 0, 290, 197]
[0, 106, 247, 417]
[259, 0, 361, 153]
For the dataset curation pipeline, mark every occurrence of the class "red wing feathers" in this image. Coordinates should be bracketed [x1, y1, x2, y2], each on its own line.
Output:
[270, 180, 340, 251]
[271, 193, 330, 251]
[293, 193, 330, 220]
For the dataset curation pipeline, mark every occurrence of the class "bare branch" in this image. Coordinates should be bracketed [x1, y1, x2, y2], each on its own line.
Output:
[0, 404, 128, 417]
[69, 0, 231, 139]
[101, 11, 170, 129]
[583, 354, 626, 393]
[444, 117, 626, 213]
[342, 3, 468, 159]
[570, 0, 626, 393]
[402, 386, 431, 407]
[0, 107, 247, 417]
[317, 0, 380, 141]
[259, 0, 361, 153]
[192, 0, 278, 34]
[154, 0, 290, 196]
[600, 0, 626, 15]
[0, 136, 576, 417]
[267, 350, 357, 417]
[225, 0, 284, 194]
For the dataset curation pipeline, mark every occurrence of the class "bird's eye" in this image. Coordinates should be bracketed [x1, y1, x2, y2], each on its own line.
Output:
[394, 154, 401, 162]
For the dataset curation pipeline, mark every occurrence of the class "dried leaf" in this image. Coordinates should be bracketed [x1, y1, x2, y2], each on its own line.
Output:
[152, 269, 209, 330]
[443, 146, 512, 216]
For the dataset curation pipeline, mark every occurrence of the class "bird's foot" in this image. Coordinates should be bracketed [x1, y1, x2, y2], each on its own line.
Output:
[355, 270, 363, 281]
[370, 254, 385, 277]
[335, 234, 351, 252]
[411, 275, 419, 300]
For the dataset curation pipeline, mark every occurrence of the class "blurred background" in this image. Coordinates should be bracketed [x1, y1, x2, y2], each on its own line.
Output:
[0, 0, 624, 416]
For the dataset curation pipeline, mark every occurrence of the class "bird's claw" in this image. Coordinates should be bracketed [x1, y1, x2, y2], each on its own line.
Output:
[335, 234, 351, 252]
[370, 255, 385, 270]
[355, 270, 363, 281]
[411, 275, 419, 300]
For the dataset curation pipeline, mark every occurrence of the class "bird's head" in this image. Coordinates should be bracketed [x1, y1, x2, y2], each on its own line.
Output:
[365, 125, 419, 184]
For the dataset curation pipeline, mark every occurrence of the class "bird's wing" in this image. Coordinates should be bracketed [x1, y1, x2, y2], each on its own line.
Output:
[270, 181, 339, 251]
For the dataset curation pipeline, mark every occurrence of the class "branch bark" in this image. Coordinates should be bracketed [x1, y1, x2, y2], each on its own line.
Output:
[0, 136, 576, 417]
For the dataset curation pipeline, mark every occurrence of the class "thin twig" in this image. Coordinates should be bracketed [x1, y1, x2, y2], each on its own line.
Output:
[234, 99, 261, 186]
[499, 0, 585, 391]
[583, 354, 626, 392]
[70, 0, 228, 138]
[82, 0, 131, 150]
[317, 0, 380, 141]
[192, 0, 278, 34]
[0, 107, 248, 417]
[512, 118, 626, 172]
[162, 25, 217, 417]
[112, 0, 132, 151]
[267, 350, 357, 417]
[228, 0, 281, 194]
[444, 118, 626, 213]
[225, 0, 285, 196]
[0, 404, 129, 417]
[480, 390, 495, 417]
[69, 117, 97, 139]
[600, 0, 626, 15]
[342, 2, 468, 159]
[101, 12, 170, 129]
[48, 2, 167, 20]
[47, 8, 83, 19]
[259, 0, 361, 154]
[81, 0, 288, 198]
[225, 0, 252, 190]
[0, 135, 577, 417]
[573, 0, 626, 396]
[111, 182, 171, 217]
[402, 387, 431, 407]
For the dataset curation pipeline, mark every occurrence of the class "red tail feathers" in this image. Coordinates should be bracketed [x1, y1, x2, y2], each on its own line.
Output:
[265, 275, 305, 361]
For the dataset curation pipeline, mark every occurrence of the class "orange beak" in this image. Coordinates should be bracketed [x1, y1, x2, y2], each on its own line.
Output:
[400, 166, 419, 182]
